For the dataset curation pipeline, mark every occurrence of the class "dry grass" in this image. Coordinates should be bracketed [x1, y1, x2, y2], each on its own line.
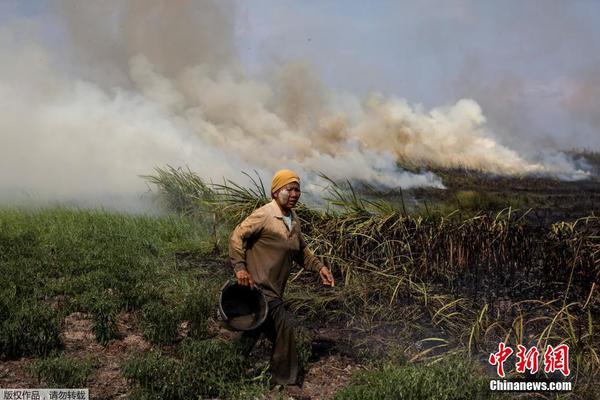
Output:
[145, 167, 600, 398]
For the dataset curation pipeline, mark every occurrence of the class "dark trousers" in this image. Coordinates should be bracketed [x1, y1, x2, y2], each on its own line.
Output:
[237, 298, 299, 385]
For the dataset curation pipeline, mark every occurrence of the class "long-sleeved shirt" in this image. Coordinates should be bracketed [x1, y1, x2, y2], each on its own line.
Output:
[229, 199, 324, 300]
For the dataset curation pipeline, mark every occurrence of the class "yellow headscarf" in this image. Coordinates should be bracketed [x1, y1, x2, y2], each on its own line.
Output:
[271, 169, 300, 194]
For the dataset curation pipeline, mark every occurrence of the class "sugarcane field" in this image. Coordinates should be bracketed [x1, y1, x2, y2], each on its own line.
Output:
[1, 1, 599, 399]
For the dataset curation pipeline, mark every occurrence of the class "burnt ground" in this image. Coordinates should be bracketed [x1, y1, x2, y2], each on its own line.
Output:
[260, 328, 364, 400]
[367, 168, 600, 224]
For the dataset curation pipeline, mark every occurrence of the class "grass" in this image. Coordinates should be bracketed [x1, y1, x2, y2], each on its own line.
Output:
[410, 161, 600, 224]
[178, 287, 214, 340]
[121, 338, 266, 399]
[0, 301, 61, 358]
[145, 167, 599, 398]
[0, 207, 224, 356]
[1, 165, 599, 398]
[140, 301, 179, 345]
[421, 190, 528, 217]
[0, 205, 271, 398]
[28, 355, 96, 388]
[333, 355, 499, 400]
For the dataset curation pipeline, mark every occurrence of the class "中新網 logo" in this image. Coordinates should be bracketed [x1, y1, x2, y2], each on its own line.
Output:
[488, 343, 570, 377]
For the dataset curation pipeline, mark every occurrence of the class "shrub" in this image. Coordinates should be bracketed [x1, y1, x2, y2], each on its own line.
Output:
[28, 355, 95, 388]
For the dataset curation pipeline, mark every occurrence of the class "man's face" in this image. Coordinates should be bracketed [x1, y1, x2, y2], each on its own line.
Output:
[276, 182, 301, 209]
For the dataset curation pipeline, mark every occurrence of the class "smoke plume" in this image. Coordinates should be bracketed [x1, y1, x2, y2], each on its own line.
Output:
[0, 1, 591, 211]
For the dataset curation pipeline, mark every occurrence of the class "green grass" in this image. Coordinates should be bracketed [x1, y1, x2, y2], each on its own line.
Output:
[334, 355, 500, 400]
[28, 355, 96, 388]
[140, 301, 179, 345]
[178, 287, 214, 340]
[0, 301, 61, 357]
[122, 338, 266, 400]
[0, 207, 223, 355]
[0, 206, 267, 397]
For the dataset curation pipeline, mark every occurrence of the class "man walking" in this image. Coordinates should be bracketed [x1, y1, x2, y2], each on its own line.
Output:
[229, 168, 335, 387]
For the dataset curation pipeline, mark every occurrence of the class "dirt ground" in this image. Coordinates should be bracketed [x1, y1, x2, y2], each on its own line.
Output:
[0, 313, 362, 400]
[284, 354, 361, 400]
[0, 312, 150, 399]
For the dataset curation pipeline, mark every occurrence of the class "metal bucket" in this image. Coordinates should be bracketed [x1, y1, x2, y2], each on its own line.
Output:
[218, 280, 268, 331]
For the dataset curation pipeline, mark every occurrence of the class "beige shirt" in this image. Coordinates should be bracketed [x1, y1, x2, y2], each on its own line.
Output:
[229, 200, 324, 300]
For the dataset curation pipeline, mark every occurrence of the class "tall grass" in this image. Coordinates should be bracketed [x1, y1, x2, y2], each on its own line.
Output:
[146, 167, 600, 397]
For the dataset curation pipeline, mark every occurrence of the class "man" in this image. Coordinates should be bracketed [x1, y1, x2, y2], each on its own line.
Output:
[229, 168, 335, 387]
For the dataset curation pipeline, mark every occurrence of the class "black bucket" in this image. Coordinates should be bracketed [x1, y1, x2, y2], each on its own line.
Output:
[218, 280, 268, 331]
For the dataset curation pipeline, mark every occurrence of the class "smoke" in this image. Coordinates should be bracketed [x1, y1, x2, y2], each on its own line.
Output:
[0, 1, 591, 211]
[54, 0, 237, 86]
[443, 1, 600, 153]
[562, 66, 600, 136]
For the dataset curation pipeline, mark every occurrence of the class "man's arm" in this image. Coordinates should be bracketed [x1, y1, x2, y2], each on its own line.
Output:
[229, 208, 267, 274]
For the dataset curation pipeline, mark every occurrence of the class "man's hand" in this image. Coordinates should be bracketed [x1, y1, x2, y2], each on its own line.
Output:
[236, 269, 255, 287]
[319, 266, 335, 287]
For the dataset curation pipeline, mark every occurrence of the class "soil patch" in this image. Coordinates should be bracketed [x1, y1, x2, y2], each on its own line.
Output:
[66, 312, 150, 400]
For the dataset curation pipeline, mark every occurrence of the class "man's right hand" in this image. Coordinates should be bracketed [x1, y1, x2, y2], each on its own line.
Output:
[236, 269, 255, 287]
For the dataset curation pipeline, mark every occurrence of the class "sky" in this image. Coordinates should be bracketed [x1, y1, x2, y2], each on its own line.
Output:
[0, 1, 598, 211]
[3, 0, 599, 150]
[235, 0, 600, 151]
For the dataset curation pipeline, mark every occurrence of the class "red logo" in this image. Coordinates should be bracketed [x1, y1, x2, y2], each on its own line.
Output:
[515, 345, 539, 374]
[489, 343, 570, 377]
[489, 342, 514, 377]
[544, 344, 571, 377]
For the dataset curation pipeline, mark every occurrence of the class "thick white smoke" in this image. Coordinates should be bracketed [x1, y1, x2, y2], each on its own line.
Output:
[0, 1, 590, 211]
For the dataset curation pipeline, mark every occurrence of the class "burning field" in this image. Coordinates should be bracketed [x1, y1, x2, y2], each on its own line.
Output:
[1, 1, 598, 210]
[1, 1, 600, 399]
[1, 165, 598, 399]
